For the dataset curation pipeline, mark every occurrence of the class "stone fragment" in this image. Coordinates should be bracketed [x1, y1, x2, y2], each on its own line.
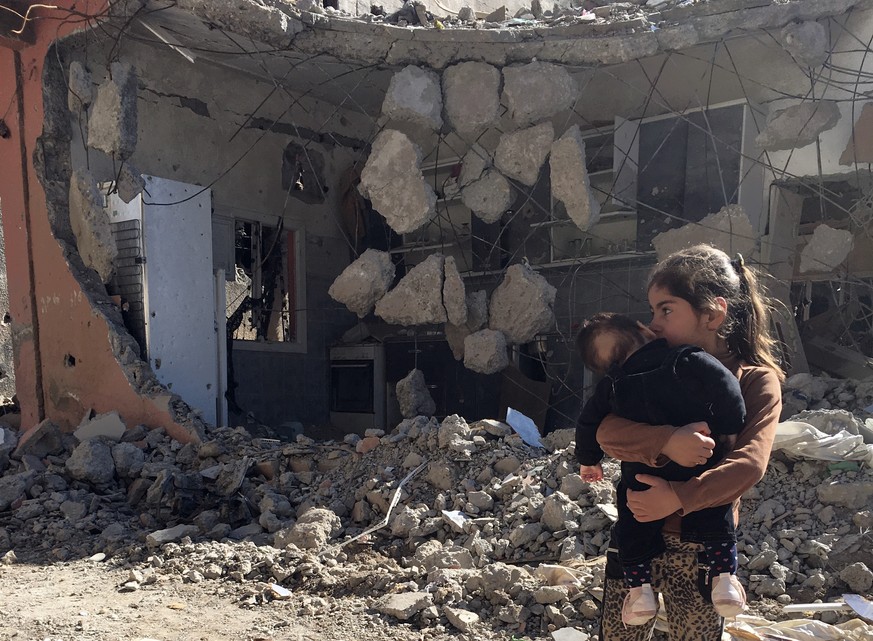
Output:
[413, 539, 474, 570]
[355, 436, 381, 454]
[502, 62, 577, 125]
[541, 492, 582, 531]
[111, 442, 145, 478]
[375, 253, 446, 325]
[13, 420, 64, 459]
[461, 170, 513, 224]
[438, 414, 471, 448]
[376, 591, 433, 620]
[69, 170, 118, 283]
[551, 628, 590, 641]
[396, 369, 436, 418]
[535, 585, 569, 604]
[840, 562, 873, 593]
[652, 204, 755, 262]
[88, 61, 138, 160]
[443, 62, 501, 137]
[75, 410, 126, 442]
[426, 461, 455, 490]
[495, 122, 554, 186]
[329, 249, 396, 317]
[443, 256, 467, 326]
[359, 129, 436, 234]
[283, 507, 341, 549]
[457, 6, 474, 20]
[780, 21, 829, 67]
[444, 606, 480, 632]
[67, 60, 92, 113]
[381, 65, 443, 131]
[489, 263, 556, 343]
[66, 440, 115, 485]
[0, 471, 36, 511]
[509, 522, 543, 548]
[550, 125, 601, 231]
[464, 329, 509, 374]
[799, 224, 853, 273]
[816, 480, 873, 509]
[146, 524, 199, 547]
[756, 100, 841, 151]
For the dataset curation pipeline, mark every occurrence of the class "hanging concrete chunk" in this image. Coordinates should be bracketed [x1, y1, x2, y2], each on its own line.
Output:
[329, 249, 396, 318]
[396, 369, 436, 418]
[67, 60, 92, 113]
[443, 256, 467, 326]
[799, 224, 854, 273]
[501, 62, 576, 126]
[840, 102, 873, 165]
[381, 65, 443, 131]
[443, 61, 501, 137]
[88, 61, 138, 160]
[464, 329, 509, 374]
[69, 170, 118, 283]
[359, 129, 436, 234]
[445, 290, 489, 360]
[375, 253, 446, 325]
[489, 263, 556, 344]
[756, 101, 841, 152]
[116, 163, 145, 204]
[652, 204, 756, 262]
[461, 170, 514, 223]
[780, 21, 829, 67]
[459, 144, 490, 188]
[550, 125, 601, 231]
[495, 122, 554, 187]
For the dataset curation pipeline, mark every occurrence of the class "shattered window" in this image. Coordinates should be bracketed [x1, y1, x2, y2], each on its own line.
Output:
[226, 220, 301, 344]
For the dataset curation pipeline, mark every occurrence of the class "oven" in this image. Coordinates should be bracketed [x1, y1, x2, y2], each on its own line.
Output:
[329, 343, 386, 433]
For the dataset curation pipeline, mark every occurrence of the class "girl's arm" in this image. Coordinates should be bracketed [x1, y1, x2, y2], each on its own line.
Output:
[598, 414, 716, 467]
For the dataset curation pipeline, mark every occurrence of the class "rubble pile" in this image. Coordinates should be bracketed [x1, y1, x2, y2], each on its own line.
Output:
[0, 373, 871, 638]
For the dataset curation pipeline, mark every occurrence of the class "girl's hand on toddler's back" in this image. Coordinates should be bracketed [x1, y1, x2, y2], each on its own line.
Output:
[579, 464, 603, 483]
[662, 422, 716, 467]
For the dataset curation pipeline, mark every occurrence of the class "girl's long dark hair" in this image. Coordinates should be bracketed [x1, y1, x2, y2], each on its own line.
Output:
[648, 244, 785, 380]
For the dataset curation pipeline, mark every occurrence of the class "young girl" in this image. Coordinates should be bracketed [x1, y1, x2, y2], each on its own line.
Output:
[595, 245, 784, 641]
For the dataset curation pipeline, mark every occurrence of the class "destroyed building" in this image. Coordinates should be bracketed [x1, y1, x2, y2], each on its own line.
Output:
[1, 0, 873, 638]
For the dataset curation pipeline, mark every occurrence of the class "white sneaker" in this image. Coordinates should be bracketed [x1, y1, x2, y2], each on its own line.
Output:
[711, 573, 746, 618]
[622, 583, 658, 626]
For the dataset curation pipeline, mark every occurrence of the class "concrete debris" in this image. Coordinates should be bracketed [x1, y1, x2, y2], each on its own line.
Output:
[495, 122, 555, 187]
[65, 440, 115, 485]
[328, 249, 396, 317]
[459, 144, 490, 188]
[461, 169, 514, 224]
[375, 253, 446, 325]
[69, 170, 119, 283]
[549, 125, 601, 232]
[359, 129, 436, 235]
[13, 419, 65, 459]
[464, 329, 510, 374]
[799, 224, 854, 273]
[0, 371, 872, 636]
[87, 61, 138, 160]
[756, 100, 841, 152]
[651, 204, 756, 262]
[442, 256, 468, 327]
[780, 21, 829, 67]
[840, 102, 873, 165]
[442, 61, 501, 138]
[488, 263, 556, 344]
[381, 65, 443, 131]
[67, 60, 92, 113]
[501, 62, 577, 126]
[74, 410, 126, 442]
[396, 369, 437, 418]
[115, 163, 146, 204]
[445, 289, 489, 360]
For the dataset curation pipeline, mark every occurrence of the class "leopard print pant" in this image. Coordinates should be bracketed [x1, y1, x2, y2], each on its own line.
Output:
[598, 535, 724, 641]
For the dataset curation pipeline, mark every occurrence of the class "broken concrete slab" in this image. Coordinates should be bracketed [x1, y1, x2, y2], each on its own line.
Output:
[329, 249, 396, 318]
[444, 605, 480, 632]
[461, 169, 514, 224]
[501, 61, 577, 126]
[488, 263, 556, 344]
[75, 411, 126, 442]
[840, 102, 873, 165]
[375, 253, 446, 325]
[67, 60, 92, 113]
[442, 61, 501, 138]
[381, 65, 443, 131]
[396, 368, 436, 418]
[443, 256, 467, 326]
[550, 125, 601, 231]
[756, 100, 841, 151]
[464, 329, 509, 374]
[146, 523, 199, 547]
[799, 224, 854, 273]
[13, 419, 65, 459]
[780, 21, 829, 67]
[69, 170, 118, 283]
[359, 129, 437, 234]
[651, 204, 756, 262]
[377, 591, 433, 620]
[495, 122, 554, 187]
[66, 440, 115, 485]
[87, 61, 138, 160]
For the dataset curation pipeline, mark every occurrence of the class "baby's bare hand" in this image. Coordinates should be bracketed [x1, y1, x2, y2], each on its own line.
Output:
[662, 422, 716, 467]
[579, 463, 604, 482]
